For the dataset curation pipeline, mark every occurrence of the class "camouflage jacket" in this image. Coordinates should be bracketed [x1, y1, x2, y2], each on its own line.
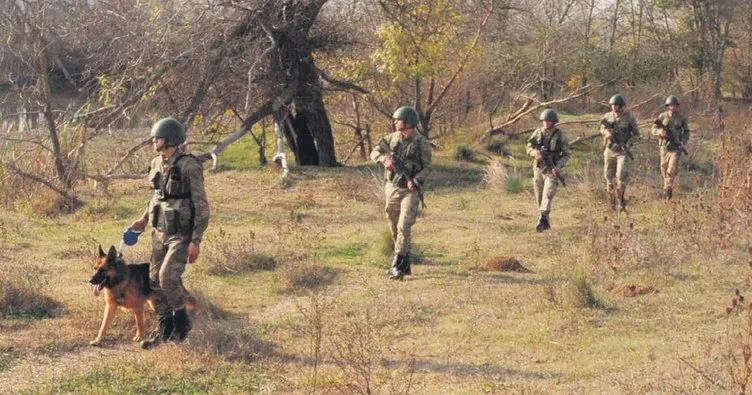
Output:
[370, 131, 432, 186]
[651, 111, 689, 150]
[599, 110, 640, 148]
[526, 127, 571, 171]
[146, 149, 210, 244]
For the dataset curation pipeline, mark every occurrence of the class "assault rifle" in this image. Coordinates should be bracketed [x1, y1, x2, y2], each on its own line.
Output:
[652, 119, 688, 156]
[378, 140, 426, 209]
[600, 119, 635, 160]
[538, 143, 566, 187]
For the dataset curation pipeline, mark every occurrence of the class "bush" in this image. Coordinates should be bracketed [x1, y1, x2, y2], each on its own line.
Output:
[0, 263, 61, 318]
[280, 260, 337, 292]
[454, 144, 476, 162]
[485, 139, 509, 157]
[205, 228, 276, 275]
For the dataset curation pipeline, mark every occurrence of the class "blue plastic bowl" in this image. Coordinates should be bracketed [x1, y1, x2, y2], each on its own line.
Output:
[123, 227, 142, 246]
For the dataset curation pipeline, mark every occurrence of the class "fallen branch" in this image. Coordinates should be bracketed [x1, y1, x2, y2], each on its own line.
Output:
[479, 80, 614, 142]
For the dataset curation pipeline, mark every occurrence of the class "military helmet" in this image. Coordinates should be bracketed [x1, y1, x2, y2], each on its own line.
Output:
[392, 106, 420, 127]
[539, 109, 559, 123]
[150, 117, 186, 146]
[609, 94, 626, 106]
[665, 95, 680, 106]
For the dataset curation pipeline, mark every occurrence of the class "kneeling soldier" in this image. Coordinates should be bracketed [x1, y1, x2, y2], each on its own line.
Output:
[527, 109, 570, 232]
[650, 95, 690, 199]
[370, 106, 432, 280]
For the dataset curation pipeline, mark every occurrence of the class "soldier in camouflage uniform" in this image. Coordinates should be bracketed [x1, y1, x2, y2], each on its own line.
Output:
[370, 106, 432, 280]
[599, 94, 640, 211]
[526, 109, 570, 232]
[130, 117, 210, 349]
[650, 95, 690, 199]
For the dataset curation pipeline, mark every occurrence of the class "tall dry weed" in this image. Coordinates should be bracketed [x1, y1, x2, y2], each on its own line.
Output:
[714, 107, 752, 246]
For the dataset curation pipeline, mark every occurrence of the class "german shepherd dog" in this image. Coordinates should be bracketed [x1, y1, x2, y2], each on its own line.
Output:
[88, 245, 154, 346]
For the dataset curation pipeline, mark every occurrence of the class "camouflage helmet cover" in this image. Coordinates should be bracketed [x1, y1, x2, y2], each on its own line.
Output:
[539, 108, 559, 123]
[392, 106, 420, 127]
[150, 117, 186, 146]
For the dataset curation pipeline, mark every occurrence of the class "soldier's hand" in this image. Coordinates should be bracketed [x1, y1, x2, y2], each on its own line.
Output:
[660, 129, 668, 138]
[130, 217, 147, 233]
[604, 130, 613, 140]
[383, 157, 394, 170]
[551, 168, 560, 177]
[533, 150, 542, 161]
[187, 242, 200, 264]
[407, 179, 418, 191]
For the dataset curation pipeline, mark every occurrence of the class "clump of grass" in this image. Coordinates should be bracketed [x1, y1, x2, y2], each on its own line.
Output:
[454, 144, 476, 162]
[0, 262, 61, 318]
[571, 269, 605, 309]
[190, 318, 274, 362]
[485, 138, 509, 157]
[484, 159, 523, 193]
[205, 228, 276, 275]
[280, 261, 337, 292]
[504, 173, 524, 194]
[377, 228, 394, 256]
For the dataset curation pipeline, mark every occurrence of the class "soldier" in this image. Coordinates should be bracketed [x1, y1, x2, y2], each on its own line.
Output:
[600, 94, 640, 211]
[130, 117, 210, 349]
[370, 106, 432, 280]
[650, 95, 690, 199]
[526, 109, 570, 232]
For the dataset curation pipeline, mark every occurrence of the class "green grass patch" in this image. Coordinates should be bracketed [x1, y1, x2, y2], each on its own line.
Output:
[45, 360, 267, 393]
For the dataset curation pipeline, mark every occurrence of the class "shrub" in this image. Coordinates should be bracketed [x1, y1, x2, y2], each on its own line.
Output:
[454, 144, 476, 162]
[0, 262, 61, 318]
[205, 228, 276, 275]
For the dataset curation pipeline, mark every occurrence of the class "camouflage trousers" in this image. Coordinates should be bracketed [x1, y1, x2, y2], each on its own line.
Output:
[384, 182, 420, 255]
[150, 231, 191, 315]
[659, 146, 681, 190]
[533, 166, 558, 213]
[603, 147, 630, 196]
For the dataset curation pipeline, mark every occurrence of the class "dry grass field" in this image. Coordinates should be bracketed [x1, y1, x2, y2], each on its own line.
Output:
[0, 108, 750, 394]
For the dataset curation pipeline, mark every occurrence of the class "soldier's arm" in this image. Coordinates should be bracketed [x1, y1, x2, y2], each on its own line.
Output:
[413, 136, 432, 184]
[599, 114, 611, 135]
[556, 132, 571, 169]
[185, 158, 209, 245]
[526, 130, 539, 157]
[369, 134, 392, 164]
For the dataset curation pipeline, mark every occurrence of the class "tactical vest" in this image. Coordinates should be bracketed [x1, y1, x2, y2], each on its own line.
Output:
[149, 154, 196, 235]
[535, 128, 564, 167]
[387, 135, 424, 187]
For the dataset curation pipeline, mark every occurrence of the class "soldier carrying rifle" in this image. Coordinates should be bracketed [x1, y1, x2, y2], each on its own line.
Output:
[526, 109, 570, 232]
[600, 94, 640, 211]
[370, 106, 432, 280]
[650, 95, 690, 200]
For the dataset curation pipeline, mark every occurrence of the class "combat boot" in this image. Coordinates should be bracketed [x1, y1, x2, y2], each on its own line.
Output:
[388, 254, 406, 280]
[540, 212, 550, 231]
[535, 212, 550, 232]
[386, 253, 400, 276]
[662, 187, 672, 200]
[140, 311, 174, 350]
[171, 308, 192, 342]
[403, 252, 412, 276]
